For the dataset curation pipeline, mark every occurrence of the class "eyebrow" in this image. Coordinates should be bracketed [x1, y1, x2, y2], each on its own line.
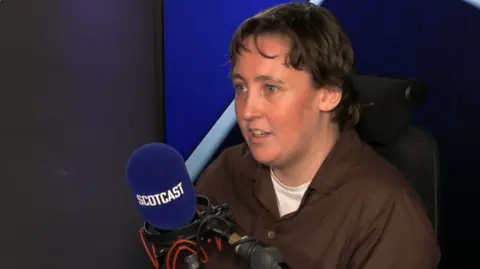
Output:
[231, 73, 285, 84]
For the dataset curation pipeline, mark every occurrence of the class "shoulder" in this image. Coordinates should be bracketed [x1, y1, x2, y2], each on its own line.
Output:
[194, 143, 255, 199]
[346, 146, 440, 267]
[355, 144, 418, 198]
[347, 144, 435, 237]
[323, 129, 420, 210]
[348, 145, 429, 224]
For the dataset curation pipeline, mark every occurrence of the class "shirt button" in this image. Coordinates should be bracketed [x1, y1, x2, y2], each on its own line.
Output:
[267, 230, 276, 239]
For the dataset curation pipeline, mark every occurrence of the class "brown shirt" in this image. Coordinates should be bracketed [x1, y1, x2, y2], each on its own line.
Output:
[194, 128, 440, 269]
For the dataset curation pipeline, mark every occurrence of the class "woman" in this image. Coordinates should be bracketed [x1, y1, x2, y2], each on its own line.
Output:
[195, 3, 440, 269]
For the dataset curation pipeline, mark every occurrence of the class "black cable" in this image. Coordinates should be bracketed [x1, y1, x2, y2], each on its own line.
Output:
[196, 215, 230, 246]
[194, 215, 230, 269]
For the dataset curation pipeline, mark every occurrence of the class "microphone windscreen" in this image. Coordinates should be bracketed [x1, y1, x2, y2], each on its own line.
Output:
[125, 143, 197, 230]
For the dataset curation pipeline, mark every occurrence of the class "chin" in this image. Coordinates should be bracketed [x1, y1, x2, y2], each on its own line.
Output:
[248, 146, 279, 166]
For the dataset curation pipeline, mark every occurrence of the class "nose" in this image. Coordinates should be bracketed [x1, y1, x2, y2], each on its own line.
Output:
[242, 90, 263, 121]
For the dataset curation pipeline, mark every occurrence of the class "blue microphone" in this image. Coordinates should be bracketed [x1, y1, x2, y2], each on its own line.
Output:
[125, 143, 197, 231]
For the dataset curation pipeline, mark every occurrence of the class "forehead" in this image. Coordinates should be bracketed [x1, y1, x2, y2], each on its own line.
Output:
[232, 35, 292, 77]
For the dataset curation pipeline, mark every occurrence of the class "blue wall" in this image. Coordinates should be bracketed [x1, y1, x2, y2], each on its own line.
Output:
[164, 0, 480, 267]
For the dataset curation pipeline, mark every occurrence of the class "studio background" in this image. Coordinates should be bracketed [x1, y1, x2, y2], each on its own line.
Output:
[0, 0, 478, 269]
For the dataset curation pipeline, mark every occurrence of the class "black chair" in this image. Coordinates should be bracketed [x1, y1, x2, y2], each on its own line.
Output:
[353, 74, 440, 237]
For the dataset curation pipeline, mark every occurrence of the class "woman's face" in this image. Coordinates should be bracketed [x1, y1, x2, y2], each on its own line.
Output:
[232, 35, 340, 167]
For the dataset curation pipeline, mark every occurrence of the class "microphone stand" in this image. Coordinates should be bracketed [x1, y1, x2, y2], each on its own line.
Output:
[237, 241, 290, 269]
[210, 228, 291, 269]
[142, 199, 290, 269]
[192, 202, 290, 269]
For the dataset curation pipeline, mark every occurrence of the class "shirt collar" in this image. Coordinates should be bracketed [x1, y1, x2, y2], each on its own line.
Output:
[241, 128, 365, 195]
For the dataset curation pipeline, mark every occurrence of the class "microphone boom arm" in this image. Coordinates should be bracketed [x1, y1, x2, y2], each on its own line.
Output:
[208, 220, 291, 269]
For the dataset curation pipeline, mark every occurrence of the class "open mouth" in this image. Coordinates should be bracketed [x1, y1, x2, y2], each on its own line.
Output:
[250, 129, 271, 137]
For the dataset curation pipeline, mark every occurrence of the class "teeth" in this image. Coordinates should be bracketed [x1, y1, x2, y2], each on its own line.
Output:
[251, 130, 267, 136]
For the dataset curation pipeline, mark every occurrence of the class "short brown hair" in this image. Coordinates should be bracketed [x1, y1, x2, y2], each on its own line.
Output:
[229, 2, 358, 129]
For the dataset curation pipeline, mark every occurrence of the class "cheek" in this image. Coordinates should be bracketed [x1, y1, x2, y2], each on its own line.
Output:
[270, 96, 318, 139]
[268, 103, 307, 138]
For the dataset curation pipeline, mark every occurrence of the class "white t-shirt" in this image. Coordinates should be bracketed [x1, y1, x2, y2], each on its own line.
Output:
[270, 168, 310, 217]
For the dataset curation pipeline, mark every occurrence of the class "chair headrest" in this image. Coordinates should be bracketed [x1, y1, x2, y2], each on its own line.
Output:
[353, 74, 428, 145]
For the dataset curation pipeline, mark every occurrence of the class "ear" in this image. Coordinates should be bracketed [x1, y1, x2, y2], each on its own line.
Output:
[316, 87, 342, 112]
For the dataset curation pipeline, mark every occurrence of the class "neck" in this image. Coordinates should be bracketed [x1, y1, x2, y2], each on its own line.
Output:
[272, 124, 340, 187]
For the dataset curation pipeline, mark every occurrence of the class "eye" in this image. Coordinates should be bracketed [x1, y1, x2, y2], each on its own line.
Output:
[265, 84, 278, 93]
[234, 83, 246, 93]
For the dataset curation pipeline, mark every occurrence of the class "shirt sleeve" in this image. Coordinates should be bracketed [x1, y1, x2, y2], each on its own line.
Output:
[349, 189, 441, 269]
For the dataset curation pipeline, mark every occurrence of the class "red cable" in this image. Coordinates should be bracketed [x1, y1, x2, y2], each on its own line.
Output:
[166, 239, 209, 269]
[138, 208, 224, 269]
[139, 229, 159, 269]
